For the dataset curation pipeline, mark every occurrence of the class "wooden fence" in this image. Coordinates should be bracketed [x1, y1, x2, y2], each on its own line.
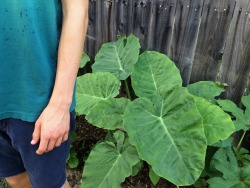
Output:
[84, 0, 250, 104]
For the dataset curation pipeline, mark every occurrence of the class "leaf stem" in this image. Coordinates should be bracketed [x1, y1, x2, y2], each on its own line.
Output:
[236, 131, 247, 151]
[125, 80, 132, 100]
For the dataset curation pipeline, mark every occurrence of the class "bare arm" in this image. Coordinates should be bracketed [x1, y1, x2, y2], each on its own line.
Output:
[31, 0, 89, 155]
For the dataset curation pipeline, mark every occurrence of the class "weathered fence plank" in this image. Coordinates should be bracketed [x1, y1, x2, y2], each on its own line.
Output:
[109, 0, 117, 41]
[218, 0, 250, 104]
[85, 0, 98, 59]
[154, 0, 177, 55]
[127, 0, 136, 35]
[101, 0, 111, 43]
[93, 0, 102, 55]
[145, 0, 157, 50]
[85, 0, 111, 59]
[133, 0, 153, 51]
[190, 0, 236, 83]
[170, 0, 204, 86]
[112, 0, 134, 39]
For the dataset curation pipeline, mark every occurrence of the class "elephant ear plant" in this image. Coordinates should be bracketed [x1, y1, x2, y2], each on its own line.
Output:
[76, 35, 235, 188]
[200, 94, 250, 188]
[186, 82, 250, 188]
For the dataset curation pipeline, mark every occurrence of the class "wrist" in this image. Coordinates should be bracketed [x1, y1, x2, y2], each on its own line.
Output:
[49, 92, 72, 111]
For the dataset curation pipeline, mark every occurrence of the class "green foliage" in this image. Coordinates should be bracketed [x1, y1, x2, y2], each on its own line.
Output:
[131, 51, 182, 99]
[67, 132, 79, 169]
[124, 87, 206, 185]
[76, 72, 121, 115]
[86, 98, 130, 130]
[187, 81, 234, 145]
[187, 81, 224, 104]
[76, 35, 236, 187]
[0, 179, 10, 188]
[207, 147, 250, 188]
[92, 35, 140, 80]
[131, 160, 143, 177]
[81, 131, 140, 188]
[80, 52, 90, 68]
[193, 96, 235, 145]
[194, 178, 208, 188]
[234, 147, 250, 167]
[213, 136, 233, 148]
[203, 94, 250, 188]
[217, 95, 250, 131]
[242, 95, 250, 117]
[67, 146, 79, 168]
[149, 167, 161, 186]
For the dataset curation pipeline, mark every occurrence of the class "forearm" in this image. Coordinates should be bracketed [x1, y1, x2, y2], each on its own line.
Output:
[49, 0, 89, 110]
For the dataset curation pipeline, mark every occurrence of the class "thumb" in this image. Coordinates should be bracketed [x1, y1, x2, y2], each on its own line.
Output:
[31, 121, 41, 145]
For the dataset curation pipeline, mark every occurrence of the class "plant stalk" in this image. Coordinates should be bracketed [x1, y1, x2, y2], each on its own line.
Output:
[236, 131, 247, 151]
[125, 80, 132, 100]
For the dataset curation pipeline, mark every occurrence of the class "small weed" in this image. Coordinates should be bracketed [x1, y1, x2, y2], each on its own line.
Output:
[0, 179, 10, 188]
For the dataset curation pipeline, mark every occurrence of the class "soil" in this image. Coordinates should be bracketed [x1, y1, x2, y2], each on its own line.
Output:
[67, 116, 194, 188]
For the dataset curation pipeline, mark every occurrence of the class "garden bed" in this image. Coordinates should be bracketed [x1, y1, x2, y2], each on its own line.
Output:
[67, 116, 193, 188]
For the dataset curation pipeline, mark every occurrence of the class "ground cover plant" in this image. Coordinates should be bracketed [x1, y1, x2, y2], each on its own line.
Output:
[67, 132, 79, 168]
[75, 35, 240, 188]
[187, 82, 250, 188]
[200, 94, 250, 188]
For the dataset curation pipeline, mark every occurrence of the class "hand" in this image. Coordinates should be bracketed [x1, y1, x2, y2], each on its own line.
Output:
[31, 105, 70, 155]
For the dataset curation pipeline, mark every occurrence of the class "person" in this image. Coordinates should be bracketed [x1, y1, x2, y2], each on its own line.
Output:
[0, 0, 88, 187]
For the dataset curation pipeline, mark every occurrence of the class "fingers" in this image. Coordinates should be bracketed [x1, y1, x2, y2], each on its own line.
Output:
[55, 136, 63, 147]
[36, 132, 69, 155]
[31, 121, 41, 145]
[62, 132, 69, 142]
[54, 133, 69, 148]
[48, 132, 68, 150]
[36, 135, 49, 155]
[47, 139, 57, 151]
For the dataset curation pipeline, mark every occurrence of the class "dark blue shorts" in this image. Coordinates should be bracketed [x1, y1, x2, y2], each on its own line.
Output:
[0, 111, 76, 188]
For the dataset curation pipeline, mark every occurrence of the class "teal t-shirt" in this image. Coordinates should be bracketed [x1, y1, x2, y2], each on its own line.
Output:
[0, 1, 76, 122]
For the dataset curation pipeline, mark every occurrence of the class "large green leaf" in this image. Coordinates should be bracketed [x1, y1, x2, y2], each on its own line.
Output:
[213, 136, 233, 148]
[208, 147, 250, 188]
[124, 86, 207, 186]
[149, 167, 161, 186]
[187, 81, 224, 104]
[67, 148, 79, 168]
[242, 94, 250, 118]
[76, 72, 120, 115]
[217, 99, 249, 131]
[131, 160, 143, 177]
[131, 51, 182, 99]
[81, 131, 140, 188]
[194, 96, 235, 145]
[80, 52, 90, 68]
[86, 98, 130, 130]
[234, 147, 250, 166]
[92, 35, 140, 80]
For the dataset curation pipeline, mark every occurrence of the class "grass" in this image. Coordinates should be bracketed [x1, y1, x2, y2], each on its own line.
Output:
[0, 179, 10, 188]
